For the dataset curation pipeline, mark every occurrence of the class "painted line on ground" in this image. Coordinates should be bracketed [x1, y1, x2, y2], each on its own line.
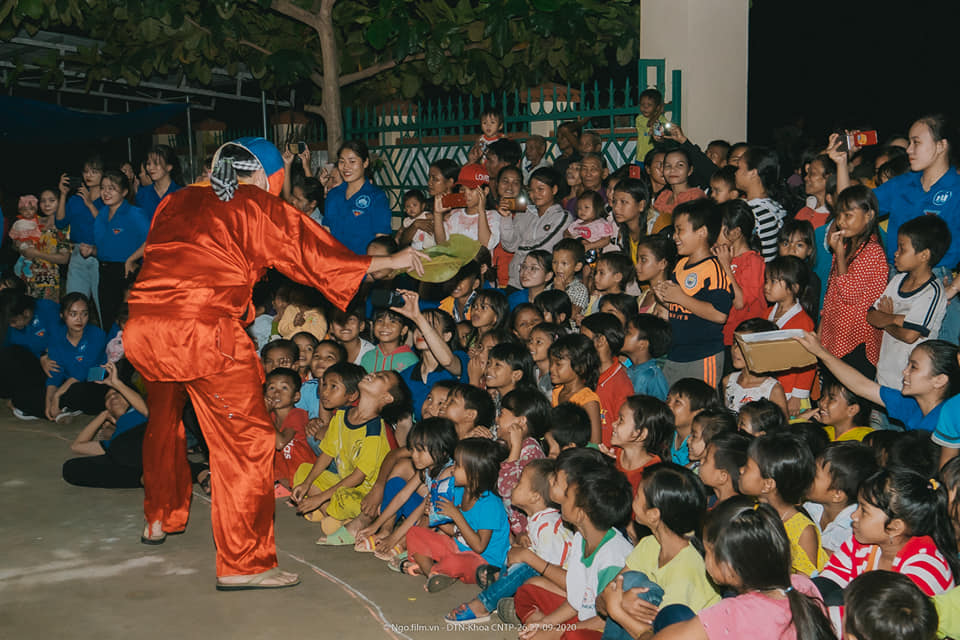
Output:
[192, 489, 411, 640]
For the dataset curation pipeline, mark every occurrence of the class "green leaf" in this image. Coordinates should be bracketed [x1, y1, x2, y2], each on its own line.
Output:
[615, 41, 633, 66]
[531, 0, 560, 12]
[466, 21, 484, 42]
[17, 0, 45, 20]
[400, 72, 419, 98]
[366, 19, 391, 49]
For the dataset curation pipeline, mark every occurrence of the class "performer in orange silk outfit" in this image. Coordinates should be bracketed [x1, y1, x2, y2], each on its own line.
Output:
[124, 138, 423, 590]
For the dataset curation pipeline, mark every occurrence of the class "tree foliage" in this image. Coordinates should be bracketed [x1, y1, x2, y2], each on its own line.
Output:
[0, 0, 642, 148]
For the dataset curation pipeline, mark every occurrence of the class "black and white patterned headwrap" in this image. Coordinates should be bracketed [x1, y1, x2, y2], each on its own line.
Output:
[211, 153, 262, 202]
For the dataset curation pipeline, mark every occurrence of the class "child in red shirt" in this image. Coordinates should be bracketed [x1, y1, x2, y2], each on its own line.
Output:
[581, 313, 635, 448]
[716, 200, 767, 350]
[267, 368, 315, 489]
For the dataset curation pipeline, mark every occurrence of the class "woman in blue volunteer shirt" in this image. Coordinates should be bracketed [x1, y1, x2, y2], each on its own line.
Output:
[135, 145, 182, 221]
[56, 157, 105, 318]
[93, 170, 150, 332]
[33, 293, 107, 422]
[322, 140, 393, 254]
[0, 290, 59, 420]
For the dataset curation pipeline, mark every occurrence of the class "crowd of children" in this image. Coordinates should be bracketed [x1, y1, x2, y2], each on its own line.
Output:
[6, 103, 960, 639]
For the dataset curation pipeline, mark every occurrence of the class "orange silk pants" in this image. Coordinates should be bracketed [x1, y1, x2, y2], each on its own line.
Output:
[142, 360, 277, 577]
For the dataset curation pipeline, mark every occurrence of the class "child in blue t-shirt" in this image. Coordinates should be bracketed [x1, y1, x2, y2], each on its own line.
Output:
[405, 437, 511, 592]
[622, 313, 671, 401]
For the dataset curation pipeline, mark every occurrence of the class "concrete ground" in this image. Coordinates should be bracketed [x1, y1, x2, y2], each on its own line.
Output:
[0, 412, 518, 639]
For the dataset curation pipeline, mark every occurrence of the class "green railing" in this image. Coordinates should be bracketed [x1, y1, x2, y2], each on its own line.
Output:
[343, 58, 681, 210]
[174, 58, 681, 213]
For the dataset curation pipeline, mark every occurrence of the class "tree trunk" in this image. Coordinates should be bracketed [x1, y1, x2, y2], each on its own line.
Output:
[317, 0, 343, 154]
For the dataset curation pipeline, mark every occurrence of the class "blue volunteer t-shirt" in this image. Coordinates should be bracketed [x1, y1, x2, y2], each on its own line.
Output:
[103, 407, 147, 450]
[879, 386, 944, 432]
[323, 180, 393, 255]
[46, 324, 107, 387]
[401, 351, 469, 420]
[933, 394, 960, 449]
[875, 169, 960, 268]
[94, 201, 150, 263]
[454, 489, 510, 568]
[135, 181, 181, 221]
[56, 194, 104, 245]
[6, 298, 60, 357]
[507, 288, 530, 311]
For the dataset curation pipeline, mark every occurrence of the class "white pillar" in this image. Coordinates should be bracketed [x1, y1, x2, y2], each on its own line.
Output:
[640, 0, 749, 144]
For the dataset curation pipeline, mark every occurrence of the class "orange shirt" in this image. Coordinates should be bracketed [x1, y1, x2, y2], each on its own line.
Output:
[125, 184, 371, 382]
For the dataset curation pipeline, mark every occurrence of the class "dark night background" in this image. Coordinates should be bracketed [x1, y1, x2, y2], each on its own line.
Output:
[1, 0, 958, 218]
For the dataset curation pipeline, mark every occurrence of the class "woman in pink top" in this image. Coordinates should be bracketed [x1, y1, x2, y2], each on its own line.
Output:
[653, 148, 707, 217]
[606, 496, 833, 640]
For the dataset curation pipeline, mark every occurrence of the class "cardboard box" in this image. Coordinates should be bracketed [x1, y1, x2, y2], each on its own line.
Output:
[734, 329, 818, 373]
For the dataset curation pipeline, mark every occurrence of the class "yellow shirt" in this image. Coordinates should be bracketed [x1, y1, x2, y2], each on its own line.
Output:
[625, 536, 720, 612]
[823, 425, 874, 442]
[783, 511, 828, 576]
[318, 409, 391, 494]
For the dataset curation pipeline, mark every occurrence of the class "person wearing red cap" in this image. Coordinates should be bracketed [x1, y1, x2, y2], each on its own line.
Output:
[124, 138, 424, 590]
[431, 163, 501, 251]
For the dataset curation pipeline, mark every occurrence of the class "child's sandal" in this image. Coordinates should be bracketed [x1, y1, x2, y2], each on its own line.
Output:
[375, 544, 404, 562]
[399, 559, 422, 577]
[353, 535, 378, 553]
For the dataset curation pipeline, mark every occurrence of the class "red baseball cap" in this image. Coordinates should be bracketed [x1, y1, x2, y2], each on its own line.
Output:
[456, 163, 490, 189]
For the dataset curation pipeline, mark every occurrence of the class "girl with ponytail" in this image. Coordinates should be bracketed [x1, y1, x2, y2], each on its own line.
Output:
[820, 468, 959, 596]
[612, 495, 833, 640]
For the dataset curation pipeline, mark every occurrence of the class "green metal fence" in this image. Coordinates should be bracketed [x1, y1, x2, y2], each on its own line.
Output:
[175, 58, 681, 212]
[344, 58, 681, 210]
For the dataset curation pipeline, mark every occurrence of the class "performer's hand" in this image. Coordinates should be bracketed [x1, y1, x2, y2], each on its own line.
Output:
[391, 247, 428, 277]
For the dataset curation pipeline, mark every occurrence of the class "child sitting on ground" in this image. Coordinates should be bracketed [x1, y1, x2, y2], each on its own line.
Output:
[739, 432, 827, 576]
[296, 339, 346, 423]
[512, 450, 634, 634]
[330, 305, 375, 366]
[291, 370, 412, 545]
[581, 313, 635, 446]
[622, 314, 671, 401]
[737, 398, 789, 436]
[605, 395, 672, 496]
[812, 376, 875, 442]
[261, 338, 298, 374]
[308, 362, 363, 456]
[267, 367, 315, 490]
[599, 463, 720, 640]
[698, 431, 751, 504]
[495, 390, 550, 535]
[543, 403, 594, 458]
[440, 383, 497, 439]
[803, 441, 878, 554]
[527, 322, 561, 398]
[445, 458, 575, 624]
[439, 260, 482, 322]
[291, 331, 320, 381]
[549, 333, 603, 444]
[666, 378, 721, 466]
[362, 307, 419, 373]
[550, 238, 590, 319]
[484, 343, 537, 413]
[685, 407, 737, 469]
[845, 572, 939, 640]
[585, 252, 632, 316]
[509, 303, 544, 343]
[405, 437, 511, 592]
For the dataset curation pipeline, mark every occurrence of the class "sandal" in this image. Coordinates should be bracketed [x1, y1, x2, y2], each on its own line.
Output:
[426, 573, 457, 593]
[389, 558, 421, 576]
[216, 567, 301, 591]
[475, 564, 500, 589]
[140, 520, 166, 545]
[198, 469, 212, 496]
[315, 526, 356, 546]
[445, 603, 492, 624]
[353, 535, 379, 553]
[374, 544, 404, 562]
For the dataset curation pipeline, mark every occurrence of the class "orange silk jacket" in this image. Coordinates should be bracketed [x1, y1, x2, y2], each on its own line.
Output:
[123, 184, 371, 382]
